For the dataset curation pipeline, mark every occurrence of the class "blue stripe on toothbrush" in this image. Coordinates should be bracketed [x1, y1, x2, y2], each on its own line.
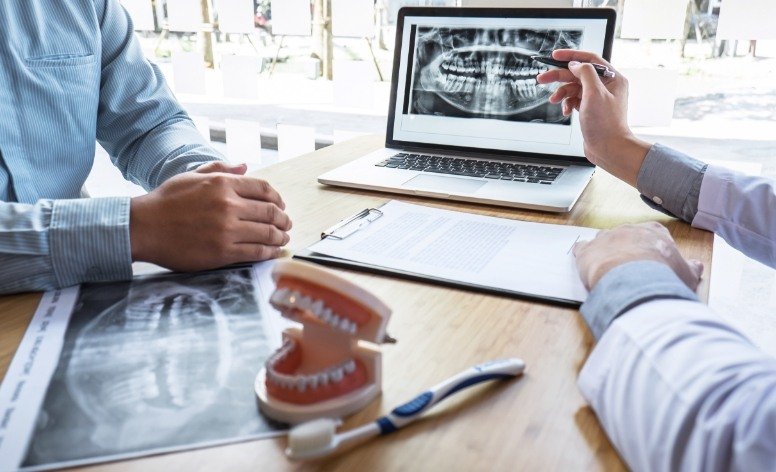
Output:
[376, 416, 398, 434]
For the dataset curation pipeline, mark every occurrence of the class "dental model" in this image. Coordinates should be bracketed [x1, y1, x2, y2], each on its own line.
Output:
[255, 260, 391, 424]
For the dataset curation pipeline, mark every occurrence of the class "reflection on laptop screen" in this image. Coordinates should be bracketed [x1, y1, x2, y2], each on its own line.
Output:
[391, 13, 610, 159]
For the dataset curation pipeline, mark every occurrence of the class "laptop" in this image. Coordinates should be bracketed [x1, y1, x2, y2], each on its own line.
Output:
[319, 7, 616, 212]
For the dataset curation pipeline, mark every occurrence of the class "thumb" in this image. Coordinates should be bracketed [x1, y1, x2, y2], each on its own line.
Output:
[568, 61, 606, 96]
[689, 259, 704, 279]
[196, 161, 247, 175]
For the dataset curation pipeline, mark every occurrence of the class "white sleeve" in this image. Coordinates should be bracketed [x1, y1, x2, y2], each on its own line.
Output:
[578, 299, 776, 471]
[693, 165, 776, 268]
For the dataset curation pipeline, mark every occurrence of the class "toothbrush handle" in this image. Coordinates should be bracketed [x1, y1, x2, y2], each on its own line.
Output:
[374, 358, 525, 434]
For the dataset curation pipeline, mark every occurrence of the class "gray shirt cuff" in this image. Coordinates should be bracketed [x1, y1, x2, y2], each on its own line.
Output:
[580, 260, 699, 340]
[636, 143, 708, 222]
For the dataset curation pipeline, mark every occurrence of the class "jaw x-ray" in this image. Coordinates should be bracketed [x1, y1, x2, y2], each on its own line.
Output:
[22, 268, 283, 469]
[410, 27, 583, 124]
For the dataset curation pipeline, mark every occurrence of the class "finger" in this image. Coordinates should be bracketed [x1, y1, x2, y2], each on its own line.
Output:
[675, 259, 702, 291]
[572, 239, 589, 257]
[196, 161, 247, 175]
[690, 259, 704, 278]
[567, 97, 582, 112]
[536, 68, 578, 85]
[229, 244, 283, 263]
[232, 221, 290, 246]
[562, 97, 573, 117]
[237, 201, 293, 230]
[231, 177, 286, 210]
[552, 49, 612, 68]
[549, 83, 582, 104]
[568, 61, 607, 97]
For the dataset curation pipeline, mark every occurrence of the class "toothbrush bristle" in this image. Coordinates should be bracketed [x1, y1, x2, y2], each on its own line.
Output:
[286, 418, 338, 459]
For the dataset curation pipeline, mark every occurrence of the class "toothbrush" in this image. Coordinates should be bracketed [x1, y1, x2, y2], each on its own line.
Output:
[285, 357, 525, 461]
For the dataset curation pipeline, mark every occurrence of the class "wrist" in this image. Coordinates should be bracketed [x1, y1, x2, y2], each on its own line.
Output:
[609, 135, 651, 187]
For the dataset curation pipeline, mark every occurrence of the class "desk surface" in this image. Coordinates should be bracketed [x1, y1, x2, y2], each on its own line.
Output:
[0, 135, 712, 471]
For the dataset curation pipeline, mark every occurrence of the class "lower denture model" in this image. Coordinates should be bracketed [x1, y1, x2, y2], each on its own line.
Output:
[255, 260, 392, 424]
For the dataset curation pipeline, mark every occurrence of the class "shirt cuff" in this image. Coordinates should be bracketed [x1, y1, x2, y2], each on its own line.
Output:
[580, 260, 699, 340]
[636, 143, 708, 222]
[49, 197, 133, 287]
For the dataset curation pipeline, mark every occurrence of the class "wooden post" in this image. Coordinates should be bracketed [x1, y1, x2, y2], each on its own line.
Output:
[313, 0, 333, 79]
[200, 0, 214, 68]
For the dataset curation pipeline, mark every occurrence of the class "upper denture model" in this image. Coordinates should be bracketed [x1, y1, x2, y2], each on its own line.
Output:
[255, 260, 392, 424]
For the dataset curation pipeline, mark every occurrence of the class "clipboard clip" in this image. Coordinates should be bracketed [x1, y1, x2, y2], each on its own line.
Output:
[321, 208, 383, 240]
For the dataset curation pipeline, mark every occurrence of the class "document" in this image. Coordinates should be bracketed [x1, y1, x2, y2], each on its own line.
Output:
[307, 201, 599, 304]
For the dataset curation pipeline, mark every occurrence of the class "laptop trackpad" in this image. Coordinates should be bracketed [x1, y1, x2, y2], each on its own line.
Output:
[402, 174, 486, 194]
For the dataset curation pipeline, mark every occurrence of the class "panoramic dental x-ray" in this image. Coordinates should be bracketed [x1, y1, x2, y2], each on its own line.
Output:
[411, 27, 583, 124]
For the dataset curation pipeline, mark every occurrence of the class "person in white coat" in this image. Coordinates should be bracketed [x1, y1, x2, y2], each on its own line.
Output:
[537, 49, 776, 471]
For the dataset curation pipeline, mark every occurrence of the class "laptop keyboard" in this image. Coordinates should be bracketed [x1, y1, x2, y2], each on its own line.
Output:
[375, 153, 563, 184]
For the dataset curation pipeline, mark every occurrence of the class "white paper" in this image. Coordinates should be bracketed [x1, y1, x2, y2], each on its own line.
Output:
[619, 0, 687, 40]
[171, 51, 207, 94]
[221, 54, 259, 99]
[216, 0, 255, 33]
[334, 60, 374, 109]
[309, 201, 598, 303]
[276, 124, 316, 161]
[167, 0, 202, 32]
[225, 119, 262, 165]
[120, 0, 155, 30]
[621, 67, 678, 127]
[717, 0, 776, 40]
[270, 0, 312, 36]
[332, 0, 374, 38]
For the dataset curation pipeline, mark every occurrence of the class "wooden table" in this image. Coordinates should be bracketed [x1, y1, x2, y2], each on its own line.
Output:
[0, 135, 712, 471]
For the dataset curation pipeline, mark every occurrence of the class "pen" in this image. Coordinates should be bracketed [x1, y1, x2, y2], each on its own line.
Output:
[531, 55, 616, 79]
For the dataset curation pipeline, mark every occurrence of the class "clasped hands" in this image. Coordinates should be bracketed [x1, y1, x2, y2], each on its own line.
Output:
[130, 161, 292, 271]
[537, 49, 703, 292]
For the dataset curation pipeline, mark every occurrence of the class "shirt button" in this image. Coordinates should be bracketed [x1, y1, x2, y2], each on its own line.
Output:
[652, 196, 663, 206]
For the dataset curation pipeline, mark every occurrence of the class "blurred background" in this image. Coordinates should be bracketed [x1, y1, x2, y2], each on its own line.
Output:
[88, 0, 776, 196]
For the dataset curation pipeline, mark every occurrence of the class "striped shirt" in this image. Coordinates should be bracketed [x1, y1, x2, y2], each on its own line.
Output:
[0, 0, 223, 294]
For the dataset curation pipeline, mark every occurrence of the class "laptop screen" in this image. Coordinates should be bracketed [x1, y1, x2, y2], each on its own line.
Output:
[387, 8, 615, 163]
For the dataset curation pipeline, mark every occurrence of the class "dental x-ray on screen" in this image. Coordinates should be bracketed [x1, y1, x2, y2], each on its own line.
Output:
[409, 27, 582, 124]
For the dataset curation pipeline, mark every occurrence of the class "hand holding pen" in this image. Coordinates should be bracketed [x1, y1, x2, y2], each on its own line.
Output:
[535, 49, 651, 188]
[532, 55, 616, 79]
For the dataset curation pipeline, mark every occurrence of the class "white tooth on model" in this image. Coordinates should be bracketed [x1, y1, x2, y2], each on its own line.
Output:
[296, 377, 307, 392]
[287, 290, 300, 305]
[330, 368, 344, 383]
[321, 307, 333, 323]
[310, 299, 324, 316]
[318, 372, 329, 386]
[339, 317, 351, 332]
[349, 323, 357, 334]
[329, 314, 341, 328]
[344, 360, 356, 374]
[308, 376, 318, 390]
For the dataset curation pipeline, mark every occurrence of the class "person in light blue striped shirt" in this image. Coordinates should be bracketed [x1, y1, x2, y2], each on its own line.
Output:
[0, 0, 292, 294]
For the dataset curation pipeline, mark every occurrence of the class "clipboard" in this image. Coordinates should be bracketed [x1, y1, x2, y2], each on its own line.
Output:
[293, 202, 585, 308]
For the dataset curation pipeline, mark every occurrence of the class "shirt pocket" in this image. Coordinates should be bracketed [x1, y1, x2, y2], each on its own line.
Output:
[25, 53, 96, 68]
[20, 52, 100, 198]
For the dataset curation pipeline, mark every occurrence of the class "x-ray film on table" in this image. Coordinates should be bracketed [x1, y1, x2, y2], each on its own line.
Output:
[0, 264, 286, 471]
[409, 27, 582, 124]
